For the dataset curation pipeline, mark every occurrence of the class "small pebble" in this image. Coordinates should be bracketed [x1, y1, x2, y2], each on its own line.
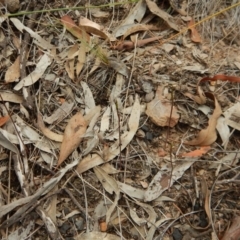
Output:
[75, 218, 84, 231]
[60, 222, 71, 234]
[145, 91, 154, 102]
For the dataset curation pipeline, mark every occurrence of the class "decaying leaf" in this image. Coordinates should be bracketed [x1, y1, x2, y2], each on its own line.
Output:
[111, 36, 162, 51]
[10, 18, 55, 51]
[135, 201, 157, 228]
[57, 112, 87, 166]
[0, 91, 23, 103]
[79, 16, 109, 40]
[144, 160, 194, 201]
[76, 232, 121, 240]
[181, 146, 211, 157]
[14, 54, 52, 91]
[77, 43, 86, 76]
[185, 93, 222, 145]
[224, 101, 240, 131]
[169, 0, 187, 15]
[221, 216, 240, 240]
[61, 15, 90, 43]
[145, 0, 179, 31]
[58, 106, 100, 166]
[5, 56, 20, 83]
[188, 19, 202, 43]
[108, 57, 130, 77]
[37, 113, 63, 142]
[122, 24, 160, 40]
[117, 181, 145, 200]
[113, 0, 147, 37]
[76, 96, 140, 173]
[146, 86, 179, 127]
[43, 102, 74, 124]
[94, 167, 120, 224]
[199, 177, 211, 229]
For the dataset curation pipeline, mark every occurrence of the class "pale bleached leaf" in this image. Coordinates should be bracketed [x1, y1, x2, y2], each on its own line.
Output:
[216, 116, 230, 148]
[0, 132, 19, 155]
[135, 201, 157, 228]
[145, 0, 179, 31]
[100, 106, 111, 132]
[117, 181, 145, 200]
[8, 221, 34, 240]
[110, 74, 124, 103]
[36, 207, 61, 239]
[76, 232, 121, 240]
[94, 167, 120, 224]
[81, 81, 95, 112]
[130, 208, 147, 226]
[101, 163, 121, 174]
[0, 91, 23, 103]
[76, 43, 86, 75]
[146, 218, 172, 240]
[76, 96, 140, 173]
[10, 18, 55, 50]
[144, 161, 193, 201]
[113, 0, 146, 37]
[224, 101, 240, 131]
[43, 102, 74, 124]
[14, 54, 52, 91]
[108, 57, 129, 78]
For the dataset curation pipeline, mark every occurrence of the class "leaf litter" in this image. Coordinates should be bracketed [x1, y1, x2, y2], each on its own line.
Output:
[1, 1, 240, 239]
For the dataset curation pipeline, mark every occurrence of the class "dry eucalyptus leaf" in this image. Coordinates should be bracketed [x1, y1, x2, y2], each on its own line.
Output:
[10, 18, 55, 50]
[37, 113, 63, 142]
[57, 112, 87, 166]
[108, 57, 130, 78]
[5, 56, 20, 83]
[14, 54, 52, 91]
[76, 232, 121, 240]
[146, 0, 179, 31]
[43, 102, 74, 124]
[0, 91, 23, 103]
[185, 94, 222, 145]
[79, 16, 109, 40]
[76, 96, 140, 173]
[94, 167, 120, 224]
[113, 0, 146, 37]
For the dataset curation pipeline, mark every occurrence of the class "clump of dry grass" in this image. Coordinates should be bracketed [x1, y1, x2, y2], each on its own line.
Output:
[187, 0, 240, 45]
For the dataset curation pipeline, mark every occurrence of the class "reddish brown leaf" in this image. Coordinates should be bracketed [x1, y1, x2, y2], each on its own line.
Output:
[57, 112, 87, 166]
[61, 15, 90, 43]
[0, 115, 10, 127]
[182, 146, 211, 157]
[188, 19, 202, 43]
[222, 216, 240, 240]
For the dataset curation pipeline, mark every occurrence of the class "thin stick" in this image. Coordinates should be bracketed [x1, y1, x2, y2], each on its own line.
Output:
[115, 100, 122, 168]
